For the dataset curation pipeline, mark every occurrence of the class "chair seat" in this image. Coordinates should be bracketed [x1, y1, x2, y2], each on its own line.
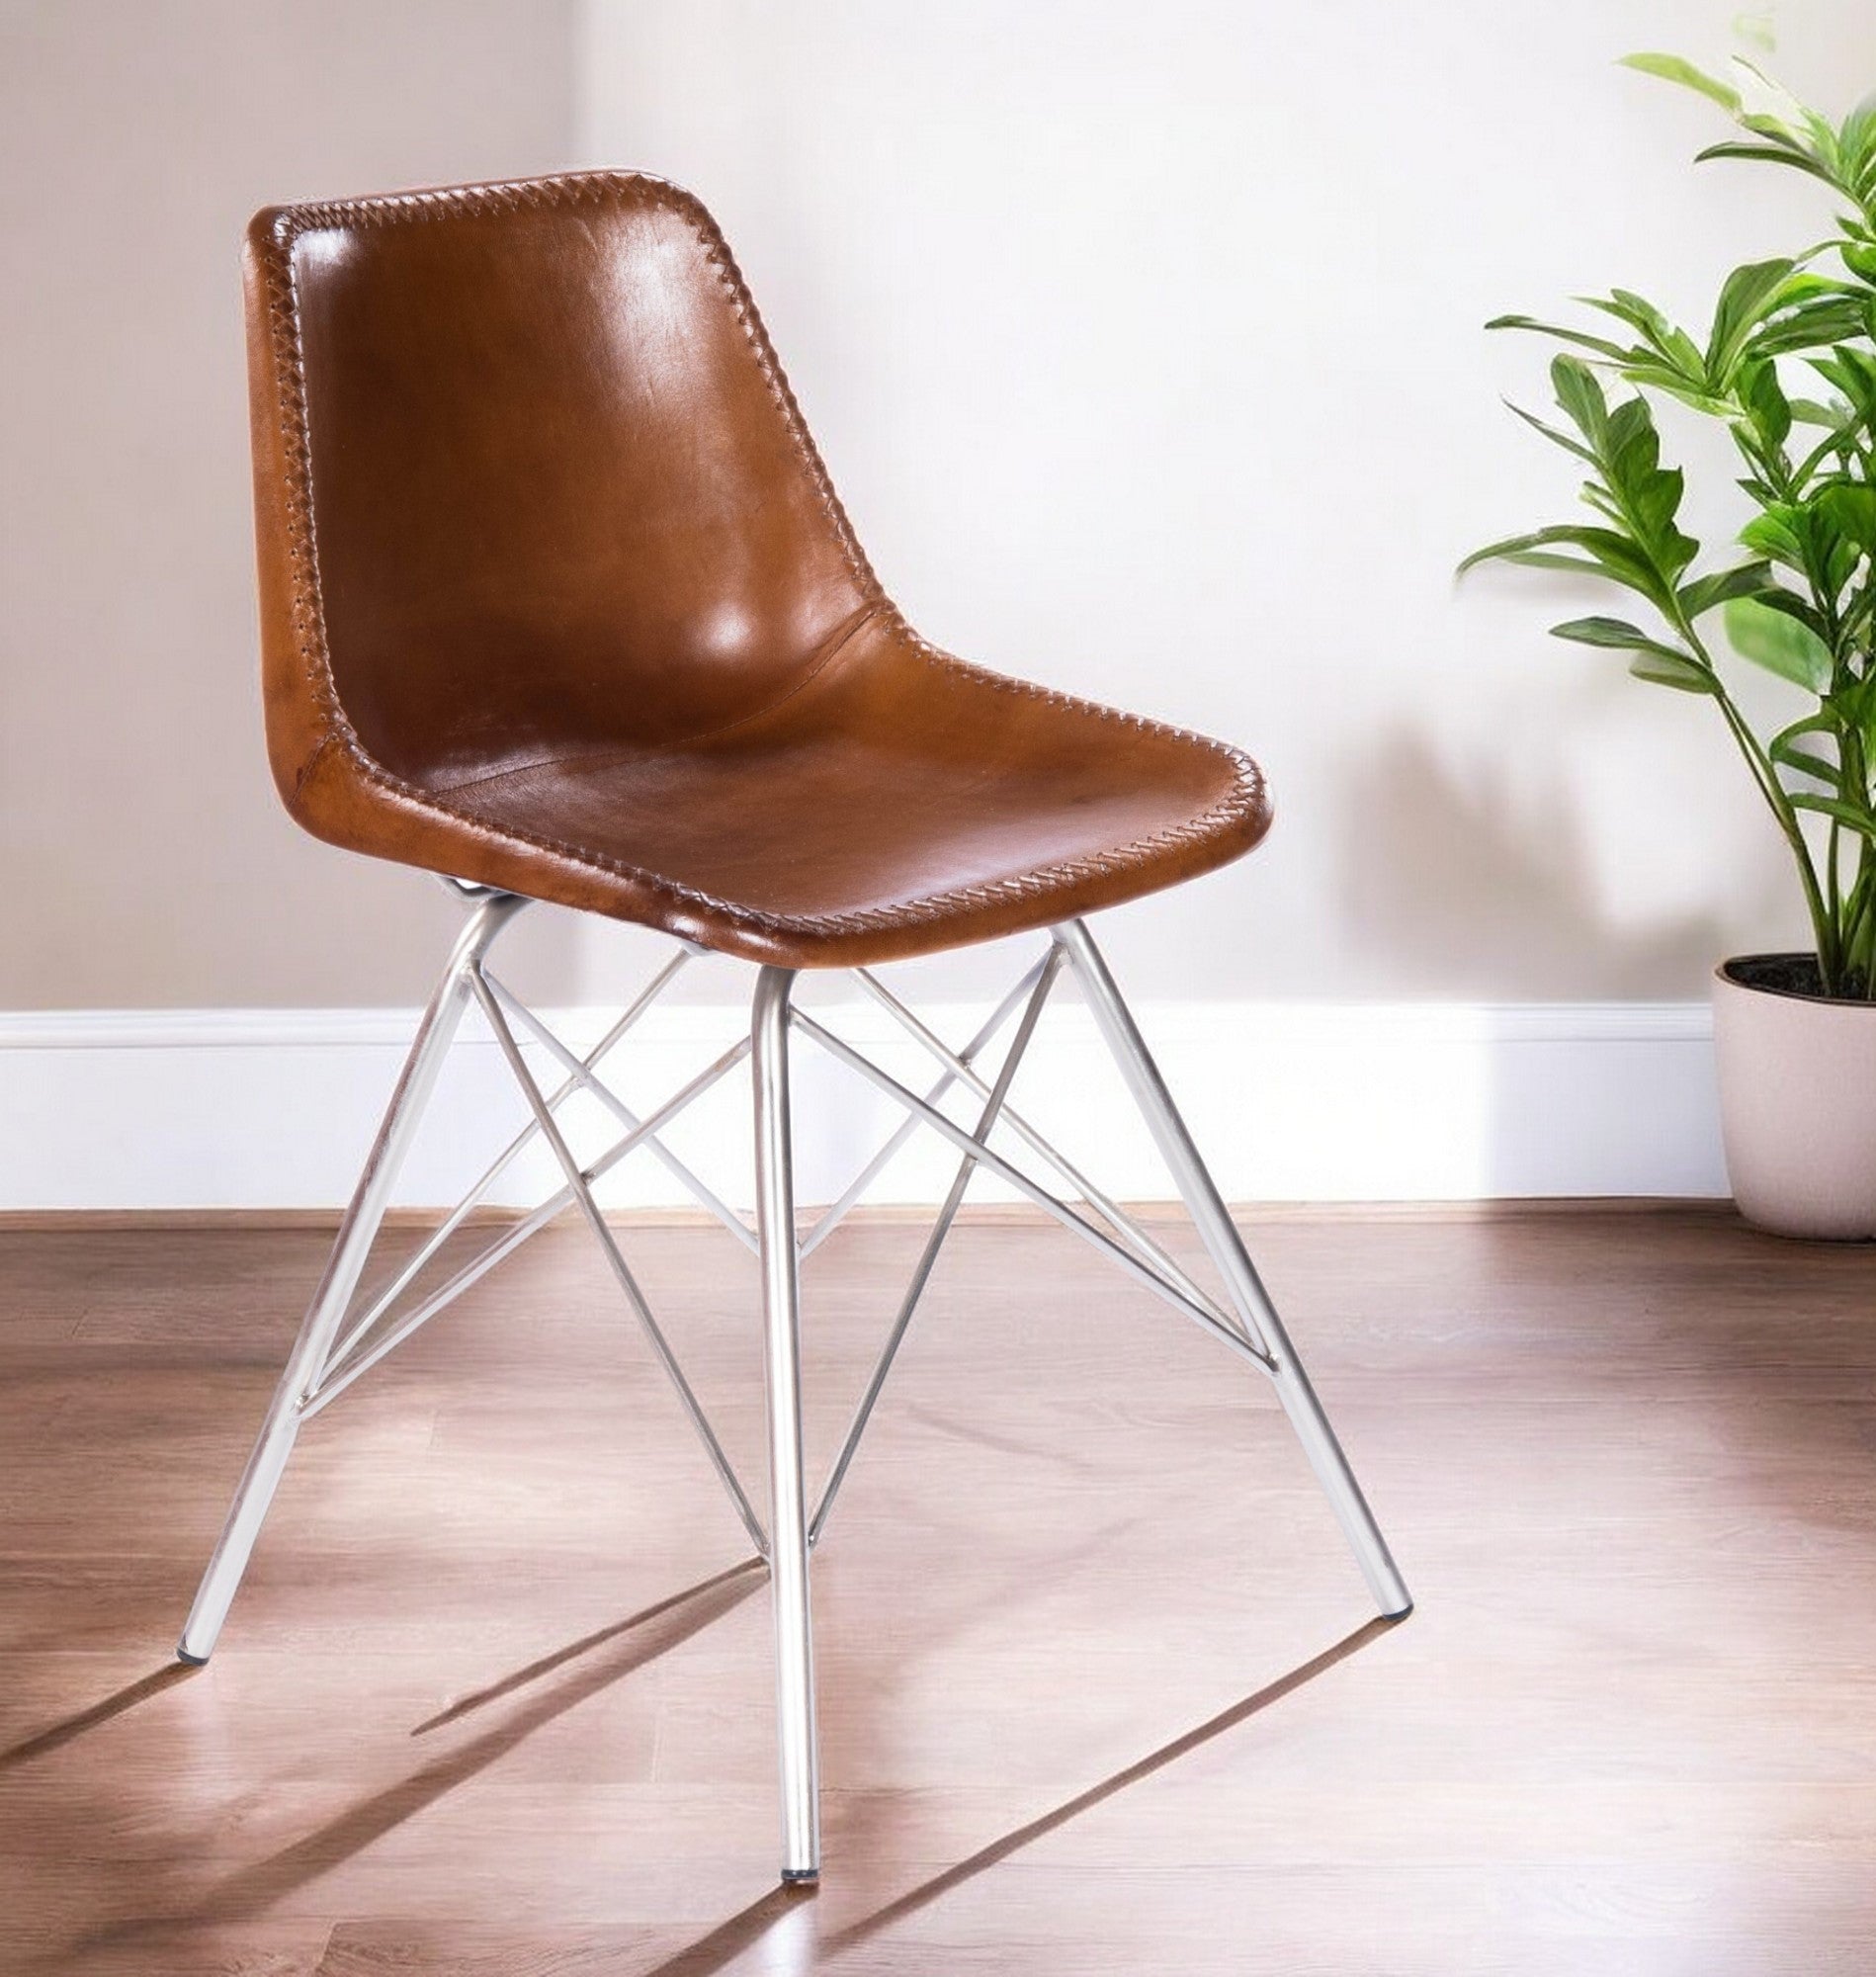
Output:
[251, 176, 1268, 967]
[316, 607, 1269, 968]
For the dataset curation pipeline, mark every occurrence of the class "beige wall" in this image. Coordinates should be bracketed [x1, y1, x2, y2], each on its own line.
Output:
[0, 0, 579, 1007]
[5, 3, 1872, 1013]
[579, 0, 1872, 1005]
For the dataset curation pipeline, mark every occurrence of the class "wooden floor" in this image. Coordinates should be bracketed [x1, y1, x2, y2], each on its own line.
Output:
[2, 1205, 1874, 1974]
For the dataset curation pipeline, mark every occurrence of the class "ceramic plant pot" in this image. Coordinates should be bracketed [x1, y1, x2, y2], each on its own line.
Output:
[1713, 953, 1876, 1240]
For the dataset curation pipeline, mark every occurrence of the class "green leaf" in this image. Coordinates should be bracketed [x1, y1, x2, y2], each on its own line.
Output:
[1724, 595, 1834, 691]
[1501, 555, 1622, 578]
[1604, 394, 1655, 457]
[1589, 392, 1697, 575]
[1820, 480, 1876, 553]
[1630, 651, 1719, 694]
[1740, 505, 1808, 568]
[1621, 51, 1742, 113]
[1551, 355, 1609, 444]
[1458, 525, 1588, 576]
[1780, 89, 1846, 170]
[1583, 291, 1707, 379]
[1549, 616, 1691, 664]
[1845, 96, 1876, 179]
[1735, 59, 1841, 161]
[1633, 463, 1688, 548]
[1762, 584, 1834, 645]
[1742, 498, 1862, 604]
[1573, 528, 1685, 607]
[1618, 364, 1730, 416]
[1764, 272, 1851, 305]
[1458, 523, 1676, 610]
[1774, 743, 1841, 788]
[1707, 258, 1797, 380]
[1696, 140, 1836, 186]
[1503, 399, 1596, 464]
[1791, 792, 1876, 839]
[1811, 346, 1876, 416]
[1736, 357, 1792, 448]
[1461, 523, 1625, 573]
[1749, 298, 1872, 359]
[1485, 314, 1632, 361]
[1833, 675, 1876, 749]
[1740, 111, 1819, 153]
[1678, 560, 1773, 617]
[1602, 287, 1686, 334]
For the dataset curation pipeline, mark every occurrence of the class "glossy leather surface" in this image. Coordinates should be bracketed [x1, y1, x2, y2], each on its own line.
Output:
[245, 173, 1270, 967]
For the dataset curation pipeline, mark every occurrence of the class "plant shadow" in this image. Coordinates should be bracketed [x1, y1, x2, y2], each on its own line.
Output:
[1338, 724, 1740, 999]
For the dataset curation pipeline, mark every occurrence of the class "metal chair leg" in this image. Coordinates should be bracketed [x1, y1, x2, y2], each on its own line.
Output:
[751, 965, 820, 1881]
[177, 891, 529, 1662]
[1053, 918, 1411, 1619]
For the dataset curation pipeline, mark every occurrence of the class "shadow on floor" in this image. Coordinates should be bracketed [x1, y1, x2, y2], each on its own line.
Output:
[411, 1556, 763, 1735]
[572, 1614, 1405, 1977]
[633, 1884, 819, 1977]
[825, 1613, 1403, 1955]
[54, 1560, 764, 1970]
[0, 1663, 196, 1770]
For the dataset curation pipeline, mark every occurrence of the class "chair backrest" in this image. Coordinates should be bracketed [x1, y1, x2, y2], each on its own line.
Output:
[243, 174, 879, 804]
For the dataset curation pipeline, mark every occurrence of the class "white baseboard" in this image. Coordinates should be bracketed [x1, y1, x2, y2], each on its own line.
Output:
[0, 997, 1726, 1212]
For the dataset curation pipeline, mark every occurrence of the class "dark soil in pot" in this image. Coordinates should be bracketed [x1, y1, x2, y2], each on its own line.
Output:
[1722, 952, 1872, 1004]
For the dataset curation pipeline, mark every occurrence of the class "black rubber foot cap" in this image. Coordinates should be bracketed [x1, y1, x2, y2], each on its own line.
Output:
[781, 1868, 819, 1886]
[176, 1647, 209, 1666]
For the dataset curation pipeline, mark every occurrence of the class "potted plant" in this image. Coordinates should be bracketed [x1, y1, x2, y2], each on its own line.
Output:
[1462, 51, 1876, 1239]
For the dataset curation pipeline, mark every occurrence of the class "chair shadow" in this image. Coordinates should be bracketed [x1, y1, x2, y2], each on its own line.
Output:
[825, 1613, 1404, 1956]
[633, 1884, 817, 1977]
[61, 1559, 764, 1963]
[0, 1663, 196, 1770]
[411, 1557, 762, 1735]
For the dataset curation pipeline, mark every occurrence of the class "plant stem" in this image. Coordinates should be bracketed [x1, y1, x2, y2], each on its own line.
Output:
[1674, 614, 1840, 983]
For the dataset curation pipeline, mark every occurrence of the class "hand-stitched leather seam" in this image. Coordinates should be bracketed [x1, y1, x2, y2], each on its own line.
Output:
[256, 171, 880, 924]
[671, 191, 880, 602]
[291, 731, 339, 801]
[282, 174, 878, 601]
[254, 171, 1266, 941]
[409, 686, 1266, 940]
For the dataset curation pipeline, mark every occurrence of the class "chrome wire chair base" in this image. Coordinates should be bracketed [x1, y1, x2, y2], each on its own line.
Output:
[178, 886, 1409, 1880]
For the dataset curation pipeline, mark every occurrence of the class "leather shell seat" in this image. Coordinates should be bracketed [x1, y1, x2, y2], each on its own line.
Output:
[244, 173, 1270, 967]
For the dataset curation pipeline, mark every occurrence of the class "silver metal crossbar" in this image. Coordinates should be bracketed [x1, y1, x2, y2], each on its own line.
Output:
[318, 950, 695, 1385]
[298, 1036, 752, 1418]
[304, 1036, 751, 1423]
[849, 966, 1241, 1335]
[790, 1009, 1275, 1375]
[809, 948, 1065, 1543]
[483, 971, 758, 1254]
[796, 953, 1053, 1259]
[469, 970, 769, 1554]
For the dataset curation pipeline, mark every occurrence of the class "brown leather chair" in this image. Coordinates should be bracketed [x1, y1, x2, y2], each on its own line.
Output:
[181, 172, 1407, 1882]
